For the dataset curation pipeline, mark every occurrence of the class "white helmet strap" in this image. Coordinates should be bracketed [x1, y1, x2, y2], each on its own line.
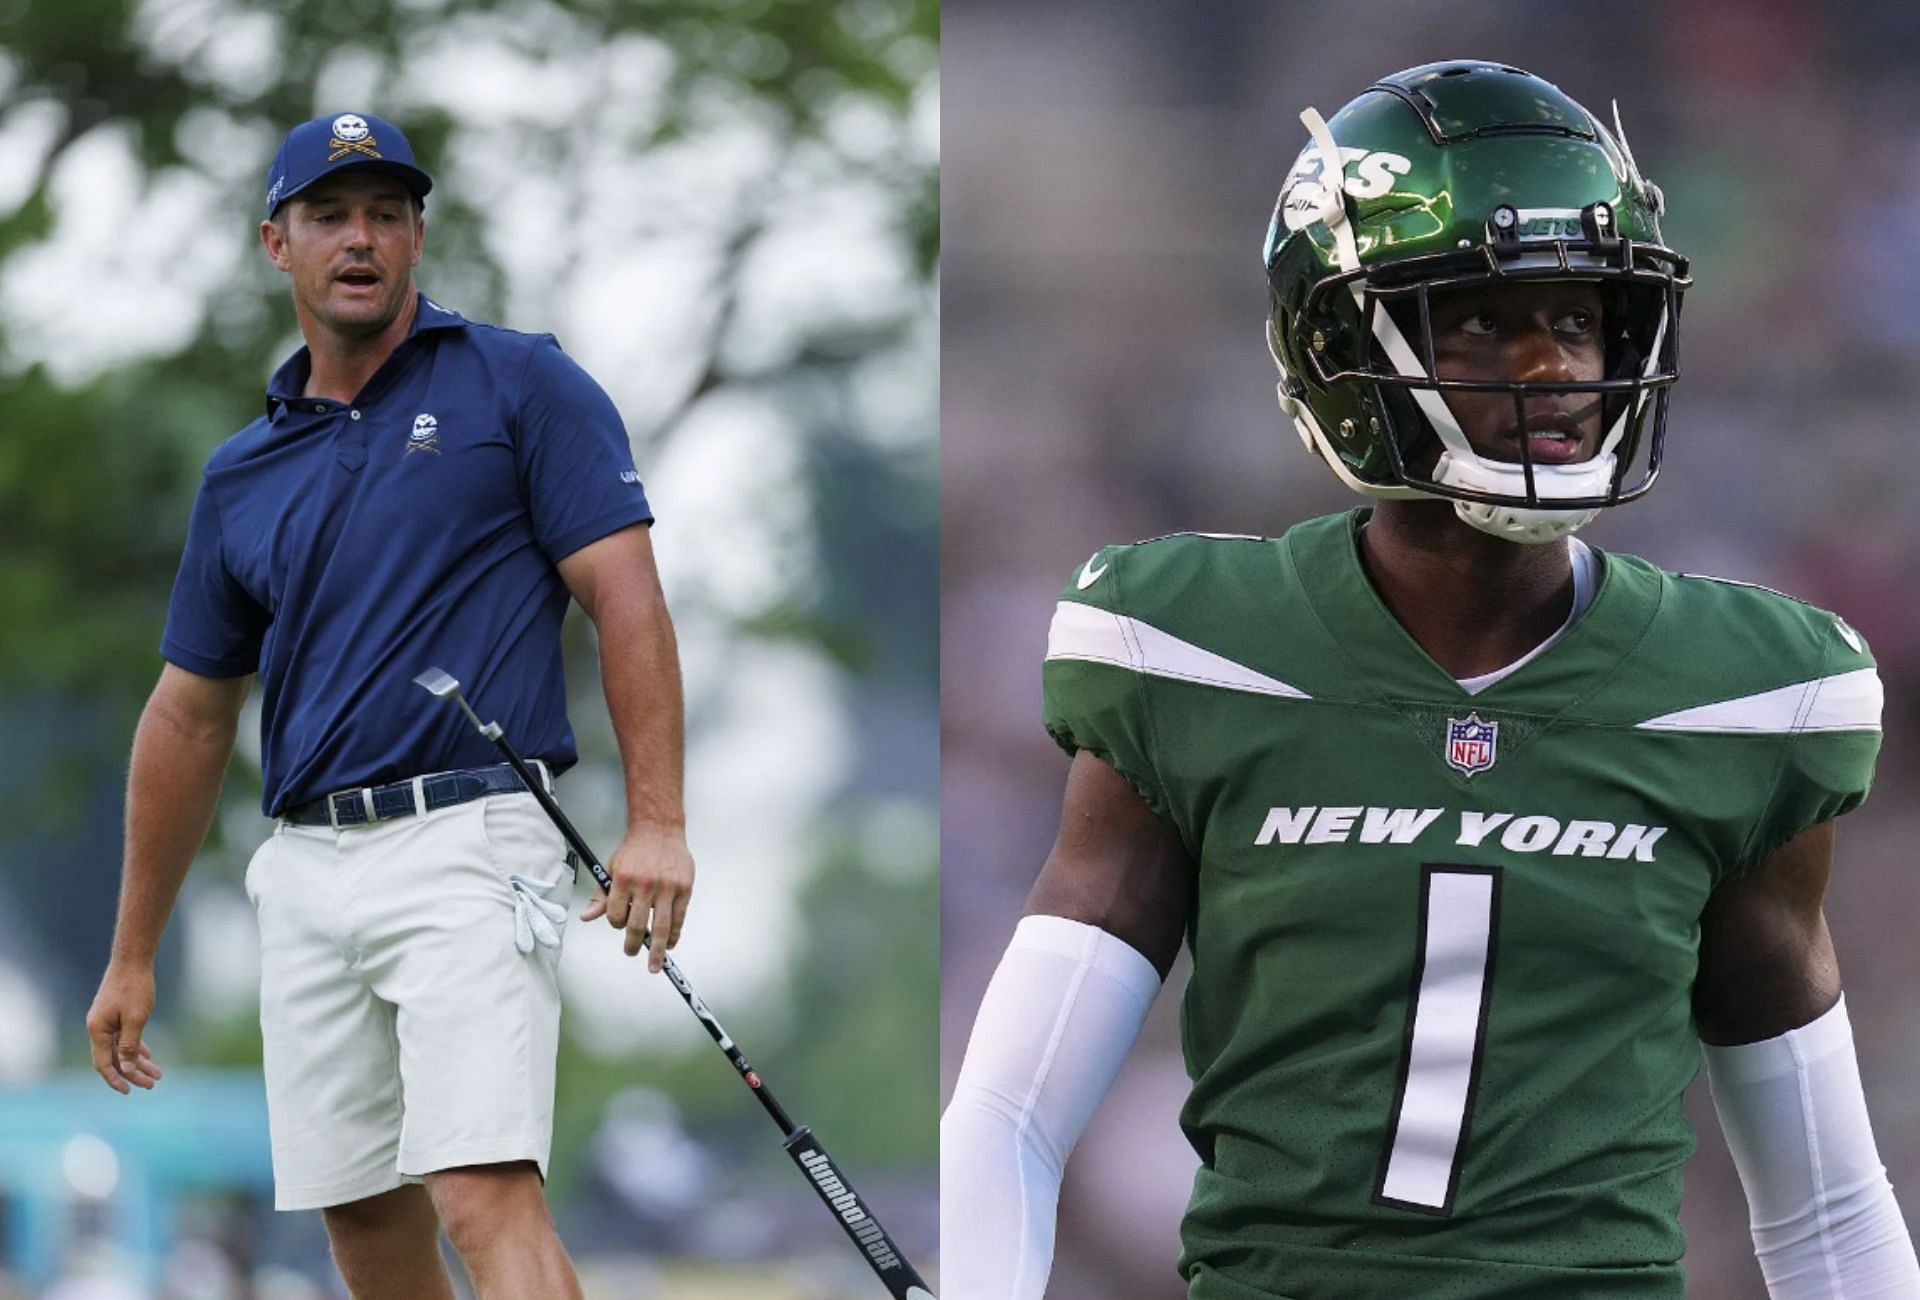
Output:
[1298, 109, 1361, 278]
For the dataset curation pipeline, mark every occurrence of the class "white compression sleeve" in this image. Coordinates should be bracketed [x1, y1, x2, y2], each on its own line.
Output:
[1704, 996, 1920, 1298]
[940, 914, 1163, 1300]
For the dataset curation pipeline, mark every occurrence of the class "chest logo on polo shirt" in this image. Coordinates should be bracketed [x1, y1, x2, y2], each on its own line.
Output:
[405, 412, 441, 456]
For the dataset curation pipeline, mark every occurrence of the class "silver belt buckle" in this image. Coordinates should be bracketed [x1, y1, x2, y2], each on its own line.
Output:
[327, 786, 378, 830]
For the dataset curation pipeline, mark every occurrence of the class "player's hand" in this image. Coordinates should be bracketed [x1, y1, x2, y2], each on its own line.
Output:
[582, 822, 695, 973]
[85, 961, 165, 1094]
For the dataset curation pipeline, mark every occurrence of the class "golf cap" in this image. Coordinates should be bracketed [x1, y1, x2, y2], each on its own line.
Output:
[265, 111, 433, 217]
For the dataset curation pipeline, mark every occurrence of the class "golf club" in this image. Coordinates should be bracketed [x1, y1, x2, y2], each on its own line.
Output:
[413, 667, 935, 1299]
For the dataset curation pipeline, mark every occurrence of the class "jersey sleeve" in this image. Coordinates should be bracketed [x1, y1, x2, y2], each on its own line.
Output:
[1748, 618, 1882, 864]
[1041, 546, 1174, 822]
[513, 336, 655, 562]
[159, 476, 269, 677]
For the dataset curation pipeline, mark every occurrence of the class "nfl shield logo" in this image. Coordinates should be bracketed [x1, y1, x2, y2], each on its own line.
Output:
[1445, 712, 1499, 776]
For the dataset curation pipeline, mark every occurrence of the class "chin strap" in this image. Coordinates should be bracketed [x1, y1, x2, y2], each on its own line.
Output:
[1432, 452, 1610, 544]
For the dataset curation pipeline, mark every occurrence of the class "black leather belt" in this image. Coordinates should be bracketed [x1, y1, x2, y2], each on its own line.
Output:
[281, 761, 552, 829]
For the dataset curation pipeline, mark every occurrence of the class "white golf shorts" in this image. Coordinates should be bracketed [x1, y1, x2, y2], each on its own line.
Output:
[244, 788, 575, 1210]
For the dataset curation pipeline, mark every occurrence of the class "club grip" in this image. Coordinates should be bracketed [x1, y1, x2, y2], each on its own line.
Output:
[782, 1127, 934, 1298]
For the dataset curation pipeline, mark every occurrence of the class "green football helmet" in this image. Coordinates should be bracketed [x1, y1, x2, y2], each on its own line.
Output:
[1263, 61, 1690, 543]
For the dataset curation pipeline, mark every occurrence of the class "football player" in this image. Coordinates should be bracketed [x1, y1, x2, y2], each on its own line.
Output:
[942, 62, 1920, 1299]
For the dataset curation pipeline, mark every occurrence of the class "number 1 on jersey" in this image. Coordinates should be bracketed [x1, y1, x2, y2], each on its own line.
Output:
[1373, 865, 1502, 1216]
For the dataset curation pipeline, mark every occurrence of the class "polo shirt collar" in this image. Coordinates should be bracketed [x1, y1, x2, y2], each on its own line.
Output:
[265, 293, 468, 419]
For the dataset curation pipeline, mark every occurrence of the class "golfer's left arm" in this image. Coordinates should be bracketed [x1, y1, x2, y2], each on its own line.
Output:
[558, 522, 694, 972]
[1695, 820, 1919, 1297]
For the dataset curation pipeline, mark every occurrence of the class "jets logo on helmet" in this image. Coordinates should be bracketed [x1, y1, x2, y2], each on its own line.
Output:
[1263, 61, 1691, 544]
[1276, 146, 1414, 232]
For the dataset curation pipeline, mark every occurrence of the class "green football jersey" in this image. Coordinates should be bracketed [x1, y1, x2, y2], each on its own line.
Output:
[1041, 509, 1881, 1300]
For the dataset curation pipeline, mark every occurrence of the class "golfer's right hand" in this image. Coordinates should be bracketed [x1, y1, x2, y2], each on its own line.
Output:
[85, 962, 164, 1094]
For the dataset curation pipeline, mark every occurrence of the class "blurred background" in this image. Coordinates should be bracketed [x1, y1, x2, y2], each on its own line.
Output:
[942, 1, 1920, 1297]
[0, 0, 937, 1295]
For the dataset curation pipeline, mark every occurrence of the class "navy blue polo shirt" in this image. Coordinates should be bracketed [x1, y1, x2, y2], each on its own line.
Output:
[161, 294, 653, 816]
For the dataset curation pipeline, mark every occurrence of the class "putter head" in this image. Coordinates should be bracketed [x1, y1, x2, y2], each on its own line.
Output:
[413, 666, 504, 741]
[412, 667, 463, 700]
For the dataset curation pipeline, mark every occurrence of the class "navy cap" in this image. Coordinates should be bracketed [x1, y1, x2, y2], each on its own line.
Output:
[265, 111, 433, 217]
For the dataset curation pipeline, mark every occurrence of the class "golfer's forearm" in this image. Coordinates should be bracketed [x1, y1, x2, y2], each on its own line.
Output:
[592, 587, 685, 828]
[113, 699, 238, 965]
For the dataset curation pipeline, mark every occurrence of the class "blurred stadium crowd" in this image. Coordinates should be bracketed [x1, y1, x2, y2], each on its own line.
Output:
[940, 1, 1920, 1296]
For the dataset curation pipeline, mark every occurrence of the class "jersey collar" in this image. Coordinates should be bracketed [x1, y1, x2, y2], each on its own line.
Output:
[1289, 508, 1661, 713]
[265, 292, 468, 419]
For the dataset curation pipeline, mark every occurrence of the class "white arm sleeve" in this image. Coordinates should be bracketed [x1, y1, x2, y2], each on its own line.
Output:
[940, 914, 1163, 1300]
[1704, 995, 1920, 1299]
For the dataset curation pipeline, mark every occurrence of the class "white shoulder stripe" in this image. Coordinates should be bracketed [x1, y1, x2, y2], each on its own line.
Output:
[1635, 667, 1882, 734]
[1045, 600, 1310, 699]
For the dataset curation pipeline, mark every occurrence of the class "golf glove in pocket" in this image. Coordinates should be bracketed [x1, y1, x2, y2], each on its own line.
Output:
[509, 873, 569, 955]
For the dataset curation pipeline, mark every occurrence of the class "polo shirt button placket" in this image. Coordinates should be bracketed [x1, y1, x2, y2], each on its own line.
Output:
[335, 403, 368, 473]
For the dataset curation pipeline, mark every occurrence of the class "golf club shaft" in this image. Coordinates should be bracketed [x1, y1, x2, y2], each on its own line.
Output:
[472, 717, 932, 1296]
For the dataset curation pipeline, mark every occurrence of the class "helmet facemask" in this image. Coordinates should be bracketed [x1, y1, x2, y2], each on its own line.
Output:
[1314, 240, 1683, 543]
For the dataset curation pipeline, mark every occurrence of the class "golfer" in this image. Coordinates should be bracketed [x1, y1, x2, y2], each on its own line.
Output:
[83, 110, 691, 1299]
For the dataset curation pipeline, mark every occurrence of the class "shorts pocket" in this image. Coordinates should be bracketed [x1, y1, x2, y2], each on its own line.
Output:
[244, 829, 282, 908]
[481, 794, 576, 954]
[481, 793, 573, 886]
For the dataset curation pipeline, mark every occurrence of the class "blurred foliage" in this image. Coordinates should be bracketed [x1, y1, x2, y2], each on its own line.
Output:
[773, 825, 939, 1165]
[0, 360, 246, 694]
